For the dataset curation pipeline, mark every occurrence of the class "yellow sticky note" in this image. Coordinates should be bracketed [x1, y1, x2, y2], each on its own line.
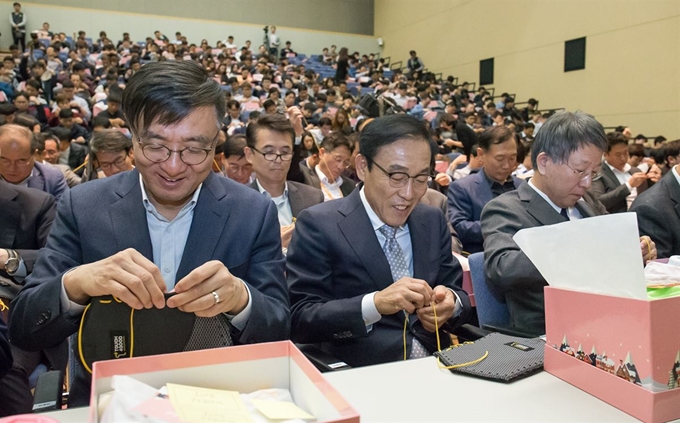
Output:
[252, 399, 315, 420]
[167, 383, 253, 423]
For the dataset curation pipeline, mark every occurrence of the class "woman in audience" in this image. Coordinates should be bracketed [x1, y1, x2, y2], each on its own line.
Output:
[334, 47, 349, 84]
[332, 107, 352, 135]
[299, 131, 317, 159]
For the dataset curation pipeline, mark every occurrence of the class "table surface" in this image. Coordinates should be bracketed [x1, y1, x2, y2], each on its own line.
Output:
[42, 356, 639, 423]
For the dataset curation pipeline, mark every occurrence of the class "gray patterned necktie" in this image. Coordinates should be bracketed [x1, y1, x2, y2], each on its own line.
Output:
[378, 225, 429, 359]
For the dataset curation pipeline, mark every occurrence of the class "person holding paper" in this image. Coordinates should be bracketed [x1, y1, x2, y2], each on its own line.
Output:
[9, 61, 290, 407]
[481, 111, 656, 336]
[287, 114, 472, 367]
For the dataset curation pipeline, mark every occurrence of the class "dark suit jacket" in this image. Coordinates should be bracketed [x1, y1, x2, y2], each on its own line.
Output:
[481, 181, 607, 336]
[0, 315, 10, 379]
[287, 188, 472, 367]
[67, 141, 88, 173]
[630, 170, 680, 258]
[447, 168, 522, 254]
[9, 170, 289, 405]
[589, 163, 647, 214]
[249, 180, 324, 218]
[454, 120, 478, 157]
[0, 182, 56, 279]
[300, 163, 355, 199]
[27, 161, 69, 199]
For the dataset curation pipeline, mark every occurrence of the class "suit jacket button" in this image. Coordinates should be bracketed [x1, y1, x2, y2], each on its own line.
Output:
[43, 310, 51, 319]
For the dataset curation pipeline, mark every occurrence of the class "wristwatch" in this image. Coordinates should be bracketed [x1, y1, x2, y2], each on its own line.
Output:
[4, 249, 20, 275]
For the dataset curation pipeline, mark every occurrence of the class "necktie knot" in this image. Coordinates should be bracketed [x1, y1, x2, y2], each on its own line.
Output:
[379, 224, 398, 240]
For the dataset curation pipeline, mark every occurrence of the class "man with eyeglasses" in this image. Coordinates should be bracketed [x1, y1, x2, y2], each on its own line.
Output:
[0, 124, 68, 199]
[244, 113, 323, 252]
[300, 132, 355, 201]
[84, 128, 134, 180]
[481, 111, 656, 337]
[9, 61, 290, 407]
[287, 114, 472, 367]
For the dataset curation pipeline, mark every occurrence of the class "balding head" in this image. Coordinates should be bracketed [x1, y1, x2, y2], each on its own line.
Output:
[0, 124, 35, 184]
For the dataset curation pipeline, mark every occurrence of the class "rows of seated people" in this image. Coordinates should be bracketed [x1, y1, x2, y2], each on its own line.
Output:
[0, 22, 676, 417]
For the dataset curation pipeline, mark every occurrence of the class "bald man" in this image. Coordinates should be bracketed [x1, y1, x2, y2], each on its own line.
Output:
[0, 124, 68, 199]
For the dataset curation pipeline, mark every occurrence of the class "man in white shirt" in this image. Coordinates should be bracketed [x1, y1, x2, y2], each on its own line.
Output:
[299, 132, 355, 201]
[481, 111, 656, 336]
[589, 131, 651, 213]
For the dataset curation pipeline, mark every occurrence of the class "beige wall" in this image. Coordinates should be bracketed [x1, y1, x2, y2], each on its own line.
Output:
[375, 0, 680, 139]
[0, 1, 378, 57]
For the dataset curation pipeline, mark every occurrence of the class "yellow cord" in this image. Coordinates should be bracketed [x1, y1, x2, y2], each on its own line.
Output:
[402, 300, 489, 368]
[0, 299, 8, 312]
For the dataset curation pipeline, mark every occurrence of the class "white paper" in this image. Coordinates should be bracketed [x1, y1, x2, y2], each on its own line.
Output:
[513, 213, 647, 299]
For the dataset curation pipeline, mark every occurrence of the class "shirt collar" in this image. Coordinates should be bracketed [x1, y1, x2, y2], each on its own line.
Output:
[256, 179, 288, 200]
[484, 170, 512, 186]
[139, 173, 202, 222]
[605, 161, 631, 175]
[672, 166, 680, 187]
[359, 185, 405, 232]
[528, 178, 565, 214]
[314, 164, 342, 186]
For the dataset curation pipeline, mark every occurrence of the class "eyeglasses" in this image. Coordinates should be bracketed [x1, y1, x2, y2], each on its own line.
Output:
[251, 147, 293, 162]
[371, 160, 431, 188]
[0, 157, 33, 168]
[565, 162, 601, 182]
[98, 155, 128, 170]
[329, 154, 351, 168]
[135, 134, 218, 166]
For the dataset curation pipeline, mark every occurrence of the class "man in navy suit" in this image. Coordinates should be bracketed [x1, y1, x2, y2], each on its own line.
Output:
[0, 125, 68, 199]
[244, 112, 323, 252]
[287, 115, 472, 367]
[447, 125, 522, 253]
[10, 61, 289, 406]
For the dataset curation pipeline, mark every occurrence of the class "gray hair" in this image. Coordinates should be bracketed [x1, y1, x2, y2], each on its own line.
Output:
[90, 129, 133, 154]
[531, 110, 607, 168]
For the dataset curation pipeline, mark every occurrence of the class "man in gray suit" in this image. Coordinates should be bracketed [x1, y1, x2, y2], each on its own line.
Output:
[0, 125, 68, 199]
[589, 131, 650, 213]
[244, 113, 324, 251]
[300, 132, 355, 201]
[481, 111, 656, 336]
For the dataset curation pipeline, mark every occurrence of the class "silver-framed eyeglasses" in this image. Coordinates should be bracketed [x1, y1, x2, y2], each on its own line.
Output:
[371, 160, 431, 188]
[251, 146, 293, 162]
[565, 162, 601, 181]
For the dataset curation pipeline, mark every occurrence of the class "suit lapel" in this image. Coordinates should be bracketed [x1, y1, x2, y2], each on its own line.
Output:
[475, 169, 494, 205]
[601, 164, 619, 189]
[110, 170, 153, 261]
[337, 189, 393, 291]
[518, 182, 565, 226]
[176, 173, 230, 281]
[0, 185, 20, 248]
[27, 165, 46, 192]
[287, 182, 304, 217]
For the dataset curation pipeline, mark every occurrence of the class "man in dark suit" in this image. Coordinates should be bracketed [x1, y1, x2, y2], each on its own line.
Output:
[447, 125, 522, 254]
[287, 115, 472, 367]
[300, 132, 355, 201]
[0, 180, 60, 416]
[0, 124, 69, 199]
[589, 131, 650, 213]
[481, 111, 656, 336]
[244, 112, 323, 251]
[9, 61, 289, 407]
[630, 168, 680, 259]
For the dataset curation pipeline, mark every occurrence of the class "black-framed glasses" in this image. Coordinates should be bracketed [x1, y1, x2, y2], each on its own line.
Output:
[371, 160, 431, 188]
[565, 162, 602, 182]
[251, 146, 293, 162]
[97, 155, 128, 170]
[135, 134, 218, 166]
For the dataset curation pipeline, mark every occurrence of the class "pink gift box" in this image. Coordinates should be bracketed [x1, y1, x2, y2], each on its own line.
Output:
[544, 286, 680, 423]
[88, 341, 359, 423]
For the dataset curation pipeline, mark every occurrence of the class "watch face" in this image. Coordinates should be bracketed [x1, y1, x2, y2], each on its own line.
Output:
[5, 257, 19, 274]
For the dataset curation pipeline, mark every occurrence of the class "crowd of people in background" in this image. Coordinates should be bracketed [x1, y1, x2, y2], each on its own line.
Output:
[0, 4, 678, 416]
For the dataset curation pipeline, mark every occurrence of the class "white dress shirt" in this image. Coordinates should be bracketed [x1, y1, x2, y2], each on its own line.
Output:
[315, 165, 344, 201]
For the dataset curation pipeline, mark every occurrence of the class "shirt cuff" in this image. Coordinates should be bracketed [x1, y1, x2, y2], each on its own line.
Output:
[295, 135, 302, 145]
[10, 258, 27, 283]
[223, 279, 252, 331]
[60, 268, 87, 317]
[625, 182, 632, 192]
[448, 288, 463, 319]
[361, 292, 382, 332]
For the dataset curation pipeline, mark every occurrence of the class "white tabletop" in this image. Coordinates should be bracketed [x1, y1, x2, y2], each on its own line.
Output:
[324, 357, 637, 423]
[42, 358, 637, 423]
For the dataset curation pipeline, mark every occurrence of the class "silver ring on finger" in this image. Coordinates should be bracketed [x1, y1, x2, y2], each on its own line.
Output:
[211, 291, 221, 305]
